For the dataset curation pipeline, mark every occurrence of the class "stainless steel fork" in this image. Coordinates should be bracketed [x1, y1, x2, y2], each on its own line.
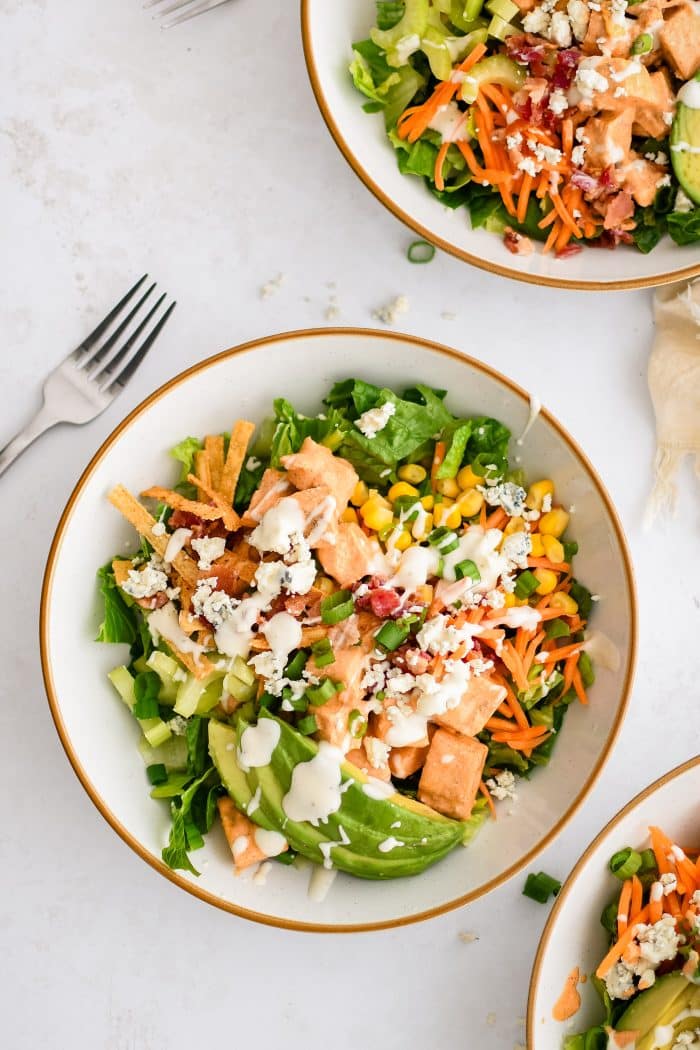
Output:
[144, 0, 234, 28]
[0, 276, 175, 478]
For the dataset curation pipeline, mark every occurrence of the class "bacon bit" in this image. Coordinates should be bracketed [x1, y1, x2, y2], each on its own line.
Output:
[551, 49, 581, 90]
[570, 169, 599, 194]
[135, 591, 169, 611]
[504, 226, 534, 255]
[555, 242, 583, 258]
[602, 190, 635, 230]
[506, 34, 552, 67]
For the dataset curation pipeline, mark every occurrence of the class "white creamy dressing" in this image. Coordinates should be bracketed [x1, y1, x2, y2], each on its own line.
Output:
[304, 495, 337, 546]
[378, 836, 404, 853]
[580, 630, 621, 672]
[393, 32, 420, 65]
[237, 719, 281, 772]
[246, 784, 262, 817]
[485, 606, 542, 632]
[249, 479, 292, 522]
[428, 100, 470, 143]
[678, 78, 700, 109]
[308, 865, 338, 902]
[231, 835, 249, 859]
[253, 828, 288, 857]
[651, 1008, 700, 1048]
[282, 742, 345, 825]
[147, 602, 206, 663]
[249, 497, 305, 555]
[672, 141, 700, 154]
[517, 394, 542, 446]
[164, 527, 193, 564]
[318, 824, 351, 869]
[442, 526, 509, 591]
[384, 704, 430, 747]
[389, 544, 440, 592]
[262, 611, 302, 667]
[362, 777, 395, 801]
[415, 660, 473, 719]
[330, 614, 360, 649]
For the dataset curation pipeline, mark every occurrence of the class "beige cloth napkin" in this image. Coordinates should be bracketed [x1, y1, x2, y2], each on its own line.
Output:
[646, 279, 700, 524]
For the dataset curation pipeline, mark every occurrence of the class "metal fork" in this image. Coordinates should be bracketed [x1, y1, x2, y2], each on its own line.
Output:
[144, 0, 234, 28]
[0, 276, 175, 478]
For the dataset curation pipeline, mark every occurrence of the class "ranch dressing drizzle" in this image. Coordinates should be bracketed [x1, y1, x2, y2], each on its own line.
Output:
[389, 545, 440, 592]
[304, 495, 337, 546]
[580, 630, 621, 672]
[441, 526, 509, 591]
[282, 742, 345, 825]
[517, 394, 542, 446]
[237, 718, 281, 772]
[308, 865, 338, 902]
[249, 480, 292, 522]
[147, 602, 206, 663]
[253, 828, 288, 857]
[164, 527, 193, 564]
[262, 611, 302, 666]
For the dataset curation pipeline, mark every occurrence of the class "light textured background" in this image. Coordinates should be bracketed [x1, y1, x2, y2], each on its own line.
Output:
[1, 3, 698, 1049]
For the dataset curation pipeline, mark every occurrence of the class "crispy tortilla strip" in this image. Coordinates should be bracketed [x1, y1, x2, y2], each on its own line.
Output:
[108, 486, 200, 588]
[185, 474, 240, 531]
[140, 485, 236, 529]
[249, 624, 328, 651]
[220, 420, 256, 505]
[178, 609, 201, 636]
[194, 450, 212, 502]
[112, 558, 133, 587]
[204, 435, 225, 492]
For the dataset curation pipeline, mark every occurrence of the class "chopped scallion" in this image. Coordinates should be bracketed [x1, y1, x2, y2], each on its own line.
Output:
[523, 871, 562, 903]
[312, 637, 336, 668]
[297, 714, 319, 736]
[375, 620, 410, 651]
[348, 709, 368, 739]
[407, 239, 436, 264]
[454, 558, 480, 582]
[306, 678, 339, 706]
[514, 570, 539, 600]
[609, 848, 642, 880]
[320, 589, 355, 625]
[146, 763, 168, 785]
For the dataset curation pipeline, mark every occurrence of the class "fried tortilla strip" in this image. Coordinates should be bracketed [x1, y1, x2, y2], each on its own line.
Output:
[204, 435, 225, 492]
[112, 558, 132, 587]
[185, 474, 240, 531]
[249, 624, 328, 651]
[194, 450, 212, 502]
[107, 485, 199, 588]
[140, 485, 237, 530]
[220, 420, 256, 505]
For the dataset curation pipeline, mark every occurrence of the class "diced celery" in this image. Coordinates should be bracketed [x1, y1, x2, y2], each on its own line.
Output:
[486, 0, 519, 20]
[132, 655, 150, 675]
[146, 650, 181, 704]
[487, 13, 517, 38]
[108, 666, 173, 746]
[231, 655, 256, 687]
[139, 718, 173, 748]
[138, 735, 188, 772]
[459, 54, 525, 102]
[174, 671, 224, 718]
[371, 0, 430, 65]
[464, 0, 485, 21]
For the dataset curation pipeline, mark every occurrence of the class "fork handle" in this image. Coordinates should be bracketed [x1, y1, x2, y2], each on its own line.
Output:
[0, 404, 59, 478]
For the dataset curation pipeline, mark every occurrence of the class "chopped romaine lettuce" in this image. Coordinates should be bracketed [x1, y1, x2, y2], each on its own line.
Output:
[96, 563, 138, 645]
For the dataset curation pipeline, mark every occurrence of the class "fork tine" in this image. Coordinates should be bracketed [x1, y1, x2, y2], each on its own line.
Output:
[94, 292, 166, 384]
[162, 0, 232, 26]
[107, 301, 177, 392]
[73, 275, 148, 360]
[79, 282, 157, 372]
[151, 0, 194, 15]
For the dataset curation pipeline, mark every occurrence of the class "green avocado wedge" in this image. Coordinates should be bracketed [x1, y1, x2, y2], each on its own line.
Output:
[616, 973, 698, 1050]
[671, 72, 700, 205]
[208, 715, 467, 879]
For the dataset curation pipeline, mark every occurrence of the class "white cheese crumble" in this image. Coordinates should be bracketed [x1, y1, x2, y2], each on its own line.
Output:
[372, 294, 409, 326]
[120, 559, 169, 600]
[151, 521, 166, 536]
[548, 89, 569, 115]
[356, 400, 396, 439]
[486, 770, 518, 801]
[191, 535, 226, 570]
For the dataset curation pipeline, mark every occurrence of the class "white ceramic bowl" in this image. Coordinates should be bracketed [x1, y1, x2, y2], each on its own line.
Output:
[41, 328, 636, 931]
[528, 757, 700, 1047]
[301, 1, 700, 291]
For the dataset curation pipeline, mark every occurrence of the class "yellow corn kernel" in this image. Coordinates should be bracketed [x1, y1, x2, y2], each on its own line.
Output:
[432, 500, 454, 527]
[539, 507, 569, 538]
[550, 592, 579, 615]
[316, 576, 336, 595]
[503, 592, 516, 607]
[398, 464, 427, 485]
[441, 505, 462, 530]
[388, 481, 419, 502]
[503, 516, 526, 536]
[416, 583, 434, 606]
[420, 494, 434, 511]
[351, 480, 369, 507]
[529, 533, 545, 557]
[542, 534, 565, 564]
[435, 477, 460, 498]
[457, 465, 481, 490]
[456, 488, 484, 518]
[526, 479, 555, 511]
[341, 507, 358, 524]
[392, 530, 413, 552]
[360, 499, 394, 531]
[534, 568, 558, 596]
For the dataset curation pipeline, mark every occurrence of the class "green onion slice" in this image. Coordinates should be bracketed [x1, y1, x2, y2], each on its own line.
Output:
[514, 570, 539, 600]
[375, 620, 411, 651]
[311, 637, 336, 668]
[407, 239, 436, 264]
[306, 678, 340, 706]
[348, 709, 368, 740]
[297, 714, 319, 736]
[523, 871, 562, 903]
[320, 589, 355, 625]
[609, 848, 642, 880]
[454, 558, 480, 582]
[146, 763, 168, 785]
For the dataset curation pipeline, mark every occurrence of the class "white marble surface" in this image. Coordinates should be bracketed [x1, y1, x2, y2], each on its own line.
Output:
[1, 3, 698, 1049]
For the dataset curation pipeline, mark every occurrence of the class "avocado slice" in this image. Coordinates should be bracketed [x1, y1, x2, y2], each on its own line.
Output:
[617, 973, 695, 1050]
[671, 72, 700, 206]
[208, 715, 466, 879]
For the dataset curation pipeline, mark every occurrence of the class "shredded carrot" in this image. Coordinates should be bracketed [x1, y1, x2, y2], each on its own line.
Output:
[562, 118, 574, 157]
[617, 879, 632, 938]
[501, 641, 529, 692]
[492, 672, 530, 731]
[596, 907, 650, 979]
[431, 441, 446, 482]
[543, 220, 561, 254]
[480, 780, 497, 819]
[630, 875, 643, 921]
[538, 641, 583, 664]
[527, 557, 571, 573]
[572, 666, 588, 705]
[517, 172, 533, 224]
[397, 43, 486, 143]
[485, 507, 508, 530]
[434, 141, 450, 192]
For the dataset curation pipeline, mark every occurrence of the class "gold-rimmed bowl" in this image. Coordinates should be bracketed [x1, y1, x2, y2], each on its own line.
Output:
[301, 0, 700, 291]
[41, 328, 636, 931]
[527, 756, 700, 1048]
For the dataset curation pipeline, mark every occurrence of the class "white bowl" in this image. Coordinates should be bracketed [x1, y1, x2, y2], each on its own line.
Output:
[527, 756, 700, 1047]
[301, 1, 700, 291]
[41, 328, 636, 931]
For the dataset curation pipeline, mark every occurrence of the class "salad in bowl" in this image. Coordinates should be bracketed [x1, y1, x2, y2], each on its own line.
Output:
[98, 378, 599, 886]
[565, 826, 700, 1050]
[349, 0, 700, 257]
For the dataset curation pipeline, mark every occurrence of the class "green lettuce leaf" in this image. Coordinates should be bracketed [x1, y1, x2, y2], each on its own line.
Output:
[162, 766, 219, 875]
[376, 1, 406, 29]
[325, 379, 383, 418]
[667, 208, 700, 246]
[269, 398, 348, 466]
[437, 420, 473, 478]
[170, 436, 204, 499]
[96, 563, 138, 645]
